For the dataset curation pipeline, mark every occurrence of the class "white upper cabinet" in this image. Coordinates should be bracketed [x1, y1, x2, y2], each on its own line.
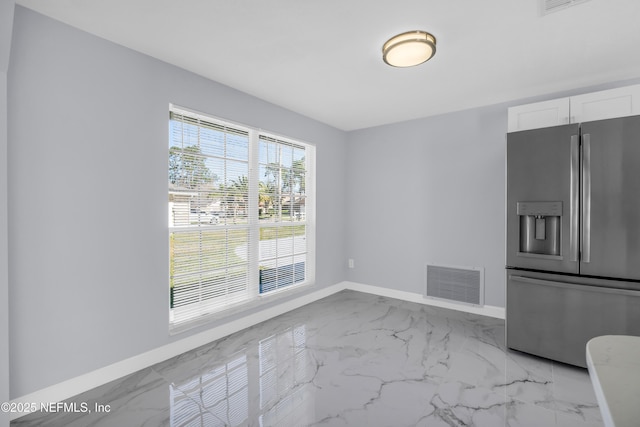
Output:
[508, 84, 640, 132]
[507, 98, 570, 132]
[570, 85, 640, 123]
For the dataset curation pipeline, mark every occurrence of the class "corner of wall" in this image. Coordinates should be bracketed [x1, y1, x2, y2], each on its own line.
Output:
[0, 5, 15, 427]
[1, 71, 10, 427]
[2, 4, 16, 426]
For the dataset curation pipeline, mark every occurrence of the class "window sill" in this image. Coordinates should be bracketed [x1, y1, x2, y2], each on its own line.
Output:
[168, 281, 314, 336]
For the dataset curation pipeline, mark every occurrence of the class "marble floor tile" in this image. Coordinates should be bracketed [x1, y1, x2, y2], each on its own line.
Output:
[12, 290, 603, 426]
[11, 368, 225, 427]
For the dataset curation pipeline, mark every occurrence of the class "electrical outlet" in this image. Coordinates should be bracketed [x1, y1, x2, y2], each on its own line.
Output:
[348, 259, 355, 269]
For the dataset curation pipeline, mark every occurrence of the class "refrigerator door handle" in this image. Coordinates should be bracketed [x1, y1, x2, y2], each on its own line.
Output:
[582, 134, 591, 263]
[509, 275, 640, 297]
[570, 135, 579, 262]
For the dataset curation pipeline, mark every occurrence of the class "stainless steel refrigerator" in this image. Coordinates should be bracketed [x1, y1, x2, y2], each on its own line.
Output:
[506, 114, 640, 368]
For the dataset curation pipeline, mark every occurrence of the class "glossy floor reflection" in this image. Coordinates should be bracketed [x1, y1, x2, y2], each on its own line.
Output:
[12, 290, 603, 426]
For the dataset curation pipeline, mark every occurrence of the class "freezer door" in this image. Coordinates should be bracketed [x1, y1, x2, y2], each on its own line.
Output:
[506, 124, 580, 273]
[581, 115, 640, 280]
[506, 272, 640, 367]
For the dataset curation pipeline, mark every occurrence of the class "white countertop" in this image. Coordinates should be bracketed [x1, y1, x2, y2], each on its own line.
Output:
[586, 335, 640, 427]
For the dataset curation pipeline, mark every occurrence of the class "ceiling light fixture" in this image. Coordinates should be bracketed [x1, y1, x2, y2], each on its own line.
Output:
[382, 30, 437, 68]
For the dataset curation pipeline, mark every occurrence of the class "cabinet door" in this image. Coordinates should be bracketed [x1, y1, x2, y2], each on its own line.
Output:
[507, 98, 570, 132]
[570, 84, 640, 123]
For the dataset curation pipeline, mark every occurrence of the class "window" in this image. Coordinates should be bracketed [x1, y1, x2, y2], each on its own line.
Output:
[257, 135, 309, 294]
[168, 106, 315, 327]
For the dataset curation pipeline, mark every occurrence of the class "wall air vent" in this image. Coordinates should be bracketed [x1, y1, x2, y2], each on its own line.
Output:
[541, 0, 591, 15]
[425, 264, 484, 306]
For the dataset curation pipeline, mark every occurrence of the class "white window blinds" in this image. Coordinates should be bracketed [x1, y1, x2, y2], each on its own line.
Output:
[169, 109, 252, 325]
[258, 136, 309, 294]
[169, 106, 315, 328]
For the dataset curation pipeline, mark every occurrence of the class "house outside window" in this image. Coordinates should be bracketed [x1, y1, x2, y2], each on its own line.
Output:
[168, 106, 315, 328]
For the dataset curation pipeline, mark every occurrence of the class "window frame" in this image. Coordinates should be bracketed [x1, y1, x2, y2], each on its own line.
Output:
[168, 105, 315, 331]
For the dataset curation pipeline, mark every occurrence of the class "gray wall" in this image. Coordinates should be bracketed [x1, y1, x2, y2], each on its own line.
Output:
[345, 105, 508, 306]
[1, 1, 15, 426]
[344, 78, 640, 309]
[7, 6, 347, 398]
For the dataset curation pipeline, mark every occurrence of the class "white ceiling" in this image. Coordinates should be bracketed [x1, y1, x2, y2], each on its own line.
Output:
[15, 0, 640, 131]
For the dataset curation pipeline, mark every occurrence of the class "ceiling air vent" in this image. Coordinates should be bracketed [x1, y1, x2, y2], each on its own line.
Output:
[541, 0, 591, 15]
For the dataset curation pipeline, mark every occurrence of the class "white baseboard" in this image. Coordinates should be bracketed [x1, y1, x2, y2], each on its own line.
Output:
[8, 282, 347, 421]
[10, 280, 504, 420]
[344, 281, 506, 319]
